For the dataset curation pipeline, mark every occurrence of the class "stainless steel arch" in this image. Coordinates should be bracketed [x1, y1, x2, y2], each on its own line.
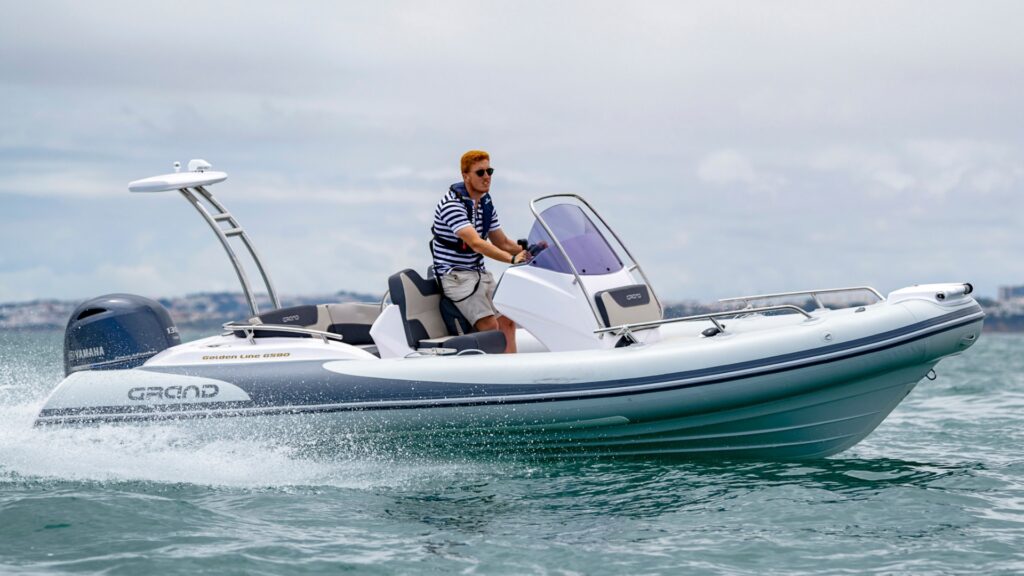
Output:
[177, 185, 281, 317]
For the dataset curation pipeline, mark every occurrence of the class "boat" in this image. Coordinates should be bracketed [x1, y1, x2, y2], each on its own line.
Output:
[35, 160, 986, 459]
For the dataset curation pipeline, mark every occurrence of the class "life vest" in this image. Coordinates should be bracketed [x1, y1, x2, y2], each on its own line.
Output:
[431, 182, 494, 254]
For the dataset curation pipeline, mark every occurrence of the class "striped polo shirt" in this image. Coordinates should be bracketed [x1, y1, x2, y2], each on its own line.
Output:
[431, 183, 502, 275]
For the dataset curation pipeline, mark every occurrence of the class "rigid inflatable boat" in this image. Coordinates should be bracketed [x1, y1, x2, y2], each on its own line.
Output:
[36, 161, 985, 459]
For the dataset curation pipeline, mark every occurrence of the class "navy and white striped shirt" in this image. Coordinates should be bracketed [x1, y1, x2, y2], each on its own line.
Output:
[431, 184, 502, 275]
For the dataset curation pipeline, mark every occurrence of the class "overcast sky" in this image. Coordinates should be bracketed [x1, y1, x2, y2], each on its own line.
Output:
[2, 1, 1023, 304]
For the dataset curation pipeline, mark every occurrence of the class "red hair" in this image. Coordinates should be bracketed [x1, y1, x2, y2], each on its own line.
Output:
[461, 150, 490, 174]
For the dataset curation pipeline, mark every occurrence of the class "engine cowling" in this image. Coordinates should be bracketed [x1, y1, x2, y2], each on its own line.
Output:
[64, 294, 181, 375]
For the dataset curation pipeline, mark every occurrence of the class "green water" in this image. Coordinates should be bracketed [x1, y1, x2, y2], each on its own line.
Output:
[0, 330, 1021, 574]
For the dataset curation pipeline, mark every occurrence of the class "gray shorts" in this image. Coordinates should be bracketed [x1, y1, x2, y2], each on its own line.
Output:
[440, 269, 498, 326]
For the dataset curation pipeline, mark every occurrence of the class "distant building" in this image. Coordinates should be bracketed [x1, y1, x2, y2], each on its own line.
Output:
[998, 285, 1024, 302]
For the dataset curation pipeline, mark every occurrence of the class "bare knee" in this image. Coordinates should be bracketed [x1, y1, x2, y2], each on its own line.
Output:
[474, 316, 498, 332]
[473, 316, 516, 353]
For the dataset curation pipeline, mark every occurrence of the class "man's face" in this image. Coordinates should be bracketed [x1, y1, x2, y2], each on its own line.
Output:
[463, 159, 492, 195]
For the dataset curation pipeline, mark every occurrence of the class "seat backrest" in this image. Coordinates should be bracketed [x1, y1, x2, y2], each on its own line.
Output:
[388, 269, 449, 347]
[247, 304, 327, 339]
[254, 304, 325, 330]
[247, 302, 381, 344]
[323, 302, 380, 345]
[593, 284, 662, 328]
[426, 265, 474, 336]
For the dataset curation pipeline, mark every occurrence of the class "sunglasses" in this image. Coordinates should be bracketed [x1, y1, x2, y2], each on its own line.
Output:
[473, 168, 495, 177]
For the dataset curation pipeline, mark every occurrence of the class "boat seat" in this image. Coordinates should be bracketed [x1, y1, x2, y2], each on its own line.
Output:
[243, 302, 381, 345]
[387, 268, 506, 355]
[417, 331, 507, 354]
[425, 265, 474, 336]
[594, 284, 662, 328]
[322, 302, 380, 344]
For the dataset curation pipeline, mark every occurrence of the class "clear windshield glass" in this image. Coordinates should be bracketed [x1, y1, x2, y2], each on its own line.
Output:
[526, 204, 624, 275]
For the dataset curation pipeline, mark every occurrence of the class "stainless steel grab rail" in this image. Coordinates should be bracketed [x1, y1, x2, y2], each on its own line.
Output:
[528, 194, 664, 333]
[594, 304, 814, 339]
[222, 322, 345, 345]
[719, 286, 884, 310]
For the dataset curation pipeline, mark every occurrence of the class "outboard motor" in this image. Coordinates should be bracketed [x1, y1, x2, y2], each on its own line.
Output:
[64, 294, 181, 375]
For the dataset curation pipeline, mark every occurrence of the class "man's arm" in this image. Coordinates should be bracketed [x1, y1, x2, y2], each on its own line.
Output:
[486, 229, 525, 255]
[456, 227, 528, 264]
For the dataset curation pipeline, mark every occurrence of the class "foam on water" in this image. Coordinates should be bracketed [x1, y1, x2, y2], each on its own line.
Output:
[0, 374, 465, 491]
[0, 399, 472, 489]
[0, 330, 474, 490]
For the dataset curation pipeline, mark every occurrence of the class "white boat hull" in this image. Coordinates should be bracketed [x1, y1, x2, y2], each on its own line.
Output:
[37, 296, 983, 460]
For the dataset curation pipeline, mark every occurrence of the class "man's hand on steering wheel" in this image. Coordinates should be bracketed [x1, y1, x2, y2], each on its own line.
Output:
[512, 250, 531, 264]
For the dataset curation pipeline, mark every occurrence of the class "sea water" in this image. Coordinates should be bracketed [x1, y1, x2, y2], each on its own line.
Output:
[0, 330, 1021, 575]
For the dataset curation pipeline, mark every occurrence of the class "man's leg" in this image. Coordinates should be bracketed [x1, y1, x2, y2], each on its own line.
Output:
[473, 315, 517, 354]
[497, 316, 517, 354]
[473, 315, 498, 331]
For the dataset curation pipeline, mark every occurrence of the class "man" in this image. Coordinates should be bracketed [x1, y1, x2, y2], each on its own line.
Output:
[431, 150, 531, 353]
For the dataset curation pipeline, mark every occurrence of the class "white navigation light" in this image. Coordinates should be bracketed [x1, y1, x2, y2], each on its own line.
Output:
[188, 159, 212, 173]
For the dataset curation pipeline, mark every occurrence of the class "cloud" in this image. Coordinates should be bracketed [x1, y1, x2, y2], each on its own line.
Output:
[695, 149, 786, 193]
[374, 165, 450, 182]
[0, 170, 118, 199]
[2, 1, 1024, 302]
[696, 150, 759, 186]
[807, 140, 1024, 201]
[0, 263, 169, 303]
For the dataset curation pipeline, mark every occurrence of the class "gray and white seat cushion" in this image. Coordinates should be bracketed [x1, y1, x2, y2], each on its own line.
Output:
[387, 268, 506, 354]
[244, 302, 382, 354]
[593, 284, 662, 328]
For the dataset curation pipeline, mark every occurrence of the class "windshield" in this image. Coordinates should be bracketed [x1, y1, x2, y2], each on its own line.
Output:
[526, 203, 623, 275]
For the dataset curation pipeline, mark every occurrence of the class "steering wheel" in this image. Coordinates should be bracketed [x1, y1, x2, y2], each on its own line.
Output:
[517, 239, 547, 262]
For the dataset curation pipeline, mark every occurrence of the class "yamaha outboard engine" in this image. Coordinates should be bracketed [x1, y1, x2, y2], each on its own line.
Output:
[64, 294, 181, 375]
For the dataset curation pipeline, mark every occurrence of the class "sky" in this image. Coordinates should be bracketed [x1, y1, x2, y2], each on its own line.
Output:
[1, 1, 1023, 304]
